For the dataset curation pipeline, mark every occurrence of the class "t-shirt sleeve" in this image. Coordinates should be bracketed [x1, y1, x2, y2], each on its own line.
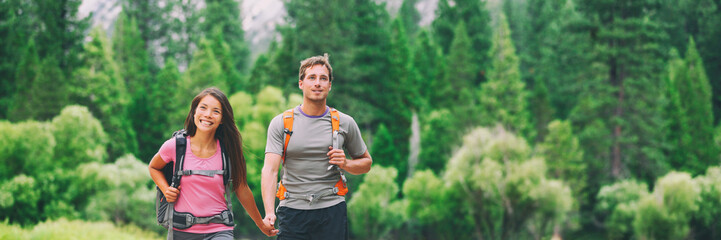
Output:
[343, 115, 368, 158]
[157, 137, 177, 164]
[265, 114, 285, 155]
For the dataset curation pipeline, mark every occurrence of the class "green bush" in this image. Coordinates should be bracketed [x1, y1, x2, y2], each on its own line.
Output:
[0, 218, 161, 240]
[51, 105, 107, 168]
[0, 120, 55, 180]
[348, 166, 406, 239]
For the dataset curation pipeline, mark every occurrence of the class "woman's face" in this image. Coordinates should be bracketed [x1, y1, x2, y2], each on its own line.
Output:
[193, 95, 223, 133]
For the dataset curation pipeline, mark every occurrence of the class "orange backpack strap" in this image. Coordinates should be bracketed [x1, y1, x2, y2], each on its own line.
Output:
[282, 109, 294, 164]
[330, 108, 340, 132]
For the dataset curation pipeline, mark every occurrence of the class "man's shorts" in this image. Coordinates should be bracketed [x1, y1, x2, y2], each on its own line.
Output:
[277, 201, 348, 240]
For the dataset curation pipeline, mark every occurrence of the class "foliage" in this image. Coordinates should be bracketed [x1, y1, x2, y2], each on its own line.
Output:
[402, 170, 447, 239]
[693, 166, 721, 239]
[348, 166, 406, 240]
[72, 27, 137, 160]
[182, 38, 227, 97]
[443, 126, 574, 239]
[229, 91, 254, 129]
[595, 180, 649, 239]
[0, 218, 161, 240]
[0, 120, 55, 180]
[479, 14, 532, 140]
[634, 172, 699, 240]
[666, 38, 717, 175]
[417, 109, 457, 174]
[538, 120, 585, 206]
[51, 105, 107, 168]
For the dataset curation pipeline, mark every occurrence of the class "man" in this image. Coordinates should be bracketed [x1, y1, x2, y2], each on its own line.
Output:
[261, 54, 373, 239]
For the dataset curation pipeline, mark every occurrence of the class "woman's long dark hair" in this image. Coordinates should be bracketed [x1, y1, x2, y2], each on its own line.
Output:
[184, 87, 246, 189]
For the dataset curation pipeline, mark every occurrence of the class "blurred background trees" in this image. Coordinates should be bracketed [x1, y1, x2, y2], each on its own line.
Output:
[2, 0, 721, 239]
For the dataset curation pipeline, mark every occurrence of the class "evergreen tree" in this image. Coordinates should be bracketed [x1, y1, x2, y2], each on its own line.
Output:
[0, 0, 36, 118]
[71, 27, 137, 159]
[247, 52, 273, 94]
[694, 1, 721, 124]
[530, 78, 554, 142]
[538, 120, 586, 205]
[412, 30, 445, 110]
[479, 14, 532, 139]
[209, 26, 244, 93]
[442, 21, 476, 128]
[417, 109, 457, 174]
[667, 38, 717, 174]
[113, 12, 156, 160]
[202, 0, 249, 92]
[266, 26, 299, 95]
[163, 0, 203, 69]
[139, 58, 184, 162]
[398, 0, 421, 42]
[112, 12, 152, 96]
[344, 0, 392, 127]
[119, 0, 170, 63]
[431, 0, 492, 84]
[182, 38, 227, 97]
[537, 0, 591, 119]
[382, 18, 414, 174]
[8, 39, 40, 121]
[371, 124, 401, 170]
[573, 0, 669, 183]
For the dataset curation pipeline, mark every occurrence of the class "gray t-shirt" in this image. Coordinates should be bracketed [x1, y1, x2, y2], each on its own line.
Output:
[265, 105, 367, 210]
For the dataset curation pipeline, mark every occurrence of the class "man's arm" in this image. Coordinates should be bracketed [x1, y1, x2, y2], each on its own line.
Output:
[261, 152, 282, 226]
[328, 148, 372, 175]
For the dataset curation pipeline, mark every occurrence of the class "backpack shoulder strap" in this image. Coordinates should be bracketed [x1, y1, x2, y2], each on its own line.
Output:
[171, 129, 187, 188]
[330, 108, 340, 132]
[282, 108, 294, 164]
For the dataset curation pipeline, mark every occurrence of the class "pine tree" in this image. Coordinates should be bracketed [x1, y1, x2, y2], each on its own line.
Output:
[667, 38, 717, 174]
[9, 38, 40, 121]
[119, 0, 170, 62]
[182, 38, 227, 97]
[72, 27, 138, 159]
[479, 14, 532, 139]
[371, 124, 401, 171]
[344, 0, 392, 127]
[537, 0, 591, 119]
[573, 0, 669, 182]
[209, 26, 244, 94]
[141, 58, 184, 162]
[0, 0, 36, 118]
[203, 0, 249, 92]
[34, 0, 89, 73]
[431, 0, 492, 84]
[530, 78, 554, 142]
[538, 120, 586, 204]
[417, 109, 457, 174]
[412, 30, 445, 110]
[398, 0, 421, 42]
[247, 52, 273, 94]
[163, 0, 203, 69]
[266, 26, 299, 95]
[442, 21, 476, 127]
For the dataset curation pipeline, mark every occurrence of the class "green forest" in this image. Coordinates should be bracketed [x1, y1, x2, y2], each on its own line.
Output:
[1, 0, 721, 239]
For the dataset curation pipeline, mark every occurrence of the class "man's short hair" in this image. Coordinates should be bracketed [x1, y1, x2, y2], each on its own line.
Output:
[299, 53, 333, 82]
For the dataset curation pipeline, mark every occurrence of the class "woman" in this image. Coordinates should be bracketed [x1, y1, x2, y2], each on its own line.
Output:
[149, 87, 277, 239]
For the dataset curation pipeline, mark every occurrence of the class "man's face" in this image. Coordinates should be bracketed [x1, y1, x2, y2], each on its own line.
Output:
[299, 64, 331, 103]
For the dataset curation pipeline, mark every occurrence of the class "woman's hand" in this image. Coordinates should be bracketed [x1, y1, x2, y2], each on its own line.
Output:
[164, 186, 180, 202]
[258, 215, 279, 237]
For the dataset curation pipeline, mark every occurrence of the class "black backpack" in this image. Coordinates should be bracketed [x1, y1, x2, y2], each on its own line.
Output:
[155, 130, 234, 236]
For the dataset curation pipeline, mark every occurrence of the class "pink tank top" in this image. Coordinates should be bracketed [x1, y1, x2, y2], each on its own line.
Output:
[158, 136, 233, 233]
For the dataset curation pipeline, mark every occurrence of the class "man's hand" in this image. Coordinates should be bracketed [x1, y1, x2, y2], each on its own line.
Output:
[259, 214, 279, 236]
[327, 146, 347, 169]
[164, 186, 180, 202]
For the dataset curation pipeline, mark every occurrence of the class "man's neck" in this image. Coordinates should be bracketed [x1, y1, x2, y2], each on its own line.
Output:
[300, 100, 327, 116]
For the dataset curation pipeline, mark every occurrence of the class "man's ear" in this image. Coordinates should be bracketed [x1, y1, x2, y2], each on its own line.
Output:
[299, 80, 303, 89]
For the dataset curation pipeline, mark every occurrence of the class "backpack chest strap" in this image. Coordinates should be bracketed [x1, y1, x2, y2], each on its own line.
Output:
[178, 170, 225, 177]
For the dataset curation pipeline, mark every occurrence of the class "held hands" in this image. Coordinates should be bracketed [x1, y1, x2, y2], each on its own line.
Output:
[261, 214, 279, 236]
[164, 186, 180, 202]
[327, 146, 347, 169]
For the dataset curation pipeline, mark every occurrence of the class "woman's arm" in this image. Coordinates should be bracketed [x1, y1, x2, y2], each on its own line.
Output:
[148, 153, 180, 202]
[235, 182, 278, 236]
